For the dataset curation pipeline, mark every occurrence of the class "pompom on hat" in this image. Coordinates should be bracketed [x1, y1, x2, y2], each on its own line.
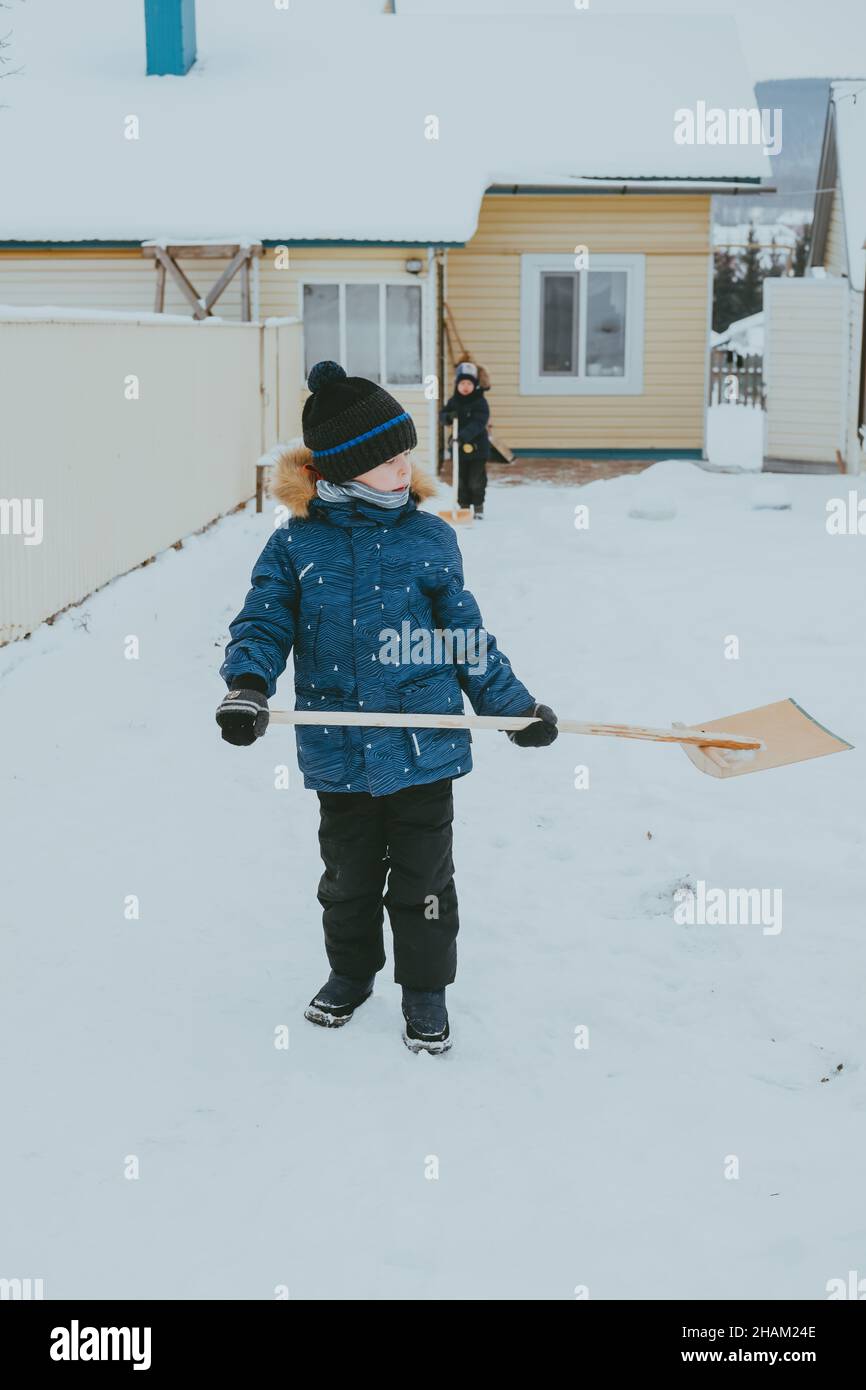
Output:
[301, 361, 417, 484]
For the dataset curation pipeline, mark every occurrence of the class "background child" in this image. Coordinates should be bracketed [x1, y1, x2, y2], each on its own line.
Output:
[440, 360, 491, 519]
[216, 360, 557, 1054]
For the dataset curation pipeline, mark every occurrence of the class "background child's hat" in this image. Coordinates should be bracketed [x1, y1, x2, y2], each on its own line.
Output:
[454, 353, 491, 390]
[301, 360, 417, 484]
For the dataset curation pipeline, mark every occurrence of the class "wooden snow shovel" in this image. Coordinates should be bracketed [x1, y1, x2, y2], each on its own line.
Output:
[438, 418, 473, 526]
[269, 698, 852, 779]
[672, 698, 852, 779]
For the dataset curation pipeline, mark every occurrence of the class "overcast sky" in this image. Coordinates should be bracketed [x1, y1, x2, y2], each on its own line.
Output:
[387, 0, 866, 84]
[600, 0, 866, 83]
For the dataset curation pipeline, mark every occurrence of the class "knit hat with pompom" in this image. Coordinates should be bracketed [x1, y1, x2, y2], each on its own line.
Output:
[301, 360, 418, 484]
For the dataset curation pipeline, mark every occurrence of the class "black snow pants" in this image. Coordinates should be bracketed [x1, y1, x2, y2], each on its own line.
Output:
[315, 778, 459, 990]
[458, 453, 488, 510]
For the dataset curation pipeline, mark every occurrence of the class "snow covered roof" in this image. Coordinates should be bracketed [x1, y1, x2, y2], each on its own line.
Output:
[712, 311, 764, 357]
[4, 5, 770, 245]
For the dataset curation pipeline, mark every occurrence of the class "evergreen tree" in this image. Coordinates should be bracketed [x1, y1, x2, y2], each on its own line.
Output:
[713, 248, 741, 334]
[764, 235, 787, 279]
[738, 224, 764, 318]
[791, 223, 811, 277]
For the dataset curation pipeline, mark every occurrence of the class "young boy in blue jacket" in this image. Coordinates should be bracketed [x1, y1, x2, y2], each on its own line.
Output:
[216, 361, 557, 1054]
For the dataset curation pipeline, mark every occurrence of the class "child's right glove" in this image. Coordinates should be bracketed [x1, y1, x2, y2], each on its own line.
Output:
[216, 676, 269, 746]
[508, 703, 558, 748]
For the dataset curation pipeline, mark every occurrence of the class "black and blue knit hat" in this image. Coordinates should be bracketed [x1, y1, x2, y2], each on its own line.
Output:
[302, 361, 417, 484]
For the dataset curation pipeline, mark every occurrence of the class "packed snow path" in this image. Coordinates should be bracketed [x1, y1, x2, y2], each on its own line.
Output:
[2, 463, 864, 1299]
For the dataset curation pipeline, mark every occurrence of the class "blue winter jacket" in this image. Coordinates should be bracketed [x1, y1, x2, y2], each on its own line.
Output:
[220, 447, 534, 795]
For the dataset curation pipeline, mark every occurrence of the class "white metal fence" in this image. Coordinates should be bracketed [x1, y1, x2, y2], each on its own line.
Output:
[0, 312, 302, 642]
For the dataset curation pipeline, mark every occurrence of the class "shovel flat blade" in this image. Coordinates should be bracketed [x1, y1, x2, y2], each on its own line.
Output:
[680, 698, 853, 778]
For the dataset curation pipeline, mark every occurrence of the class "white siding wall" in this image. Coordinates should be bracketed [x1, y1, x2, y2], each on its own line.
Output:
[763, 277, 850, 466]
[823, 184, 848, 278]
[0, 314, 303, 641]
[846, 290, 864, 473]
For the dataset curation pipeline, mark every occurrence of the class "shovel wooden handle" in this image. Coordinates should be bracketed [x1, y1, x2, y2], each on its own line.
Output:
[269, 709, 763, 751]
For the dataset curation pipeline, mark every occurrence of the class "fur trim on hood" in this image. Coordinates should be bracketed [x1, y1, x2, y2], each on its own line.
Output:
[268, 441, 438, 518]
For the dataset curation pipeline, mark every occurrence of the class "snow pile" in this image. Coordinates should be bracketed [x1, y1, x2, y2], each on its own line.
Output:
[749, 476, 792, 510]
[706, 403, 766, 471]
[1, 461, 863, 1298]
[625, 469, 680, 521]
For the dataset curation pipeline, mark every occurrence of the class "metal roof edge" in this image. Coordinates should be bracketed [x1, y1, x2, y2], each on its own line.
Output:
[487, 179, 773, 196]
[0, 238, 467, 252]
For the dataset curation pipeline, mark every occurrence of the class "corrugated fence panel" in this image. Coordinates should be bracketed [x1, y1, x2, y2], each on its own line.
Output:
[764, 277, 849, 464]
[0, 317, 303, 642]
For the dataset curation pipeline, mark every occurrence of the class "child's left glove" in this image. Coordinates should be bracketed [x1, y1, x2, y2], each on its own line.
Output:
[508, 703, 558, 748]
[216, 676, 269, 746]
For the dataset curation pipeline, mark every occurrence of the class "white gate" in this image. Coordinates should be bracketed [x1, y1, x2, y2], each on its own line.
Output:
[763, 276, 850, 468]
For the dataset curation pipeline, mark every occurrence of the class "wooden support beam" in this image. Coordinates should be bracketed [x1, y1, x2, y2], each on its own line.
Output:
[154, 258, 166, 313]
[144, 242, 262, 319]
[202, 247, 250, 315]
[240, 258, 251, 322]
[153, 246, 209, 319]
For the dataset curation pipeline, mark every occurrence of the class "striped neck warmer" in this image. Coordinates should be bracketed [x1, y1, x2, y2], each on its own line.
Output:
[316, 477, 410, 510]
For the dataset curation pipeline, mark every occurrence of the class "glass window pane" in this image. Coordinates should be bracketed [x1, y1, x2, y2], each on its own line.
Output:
[385, 284, 422, 384]
[303, 283, 339, 376]
[346, 283, 381, 381]
[586, 271, 627, 377]
[540, 273, 577, 374]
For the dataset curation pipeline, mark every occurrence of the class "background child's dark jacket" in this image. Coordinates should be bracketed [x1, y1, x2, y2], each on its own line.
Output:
[221, 447, 533, 796]
[440, 383, 491, 462]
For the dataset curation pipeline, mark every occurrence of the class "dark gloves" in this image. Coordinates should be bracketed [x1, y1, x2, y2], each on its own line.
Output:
[216, 674, 269, 746]
[508, 703, 558, 748]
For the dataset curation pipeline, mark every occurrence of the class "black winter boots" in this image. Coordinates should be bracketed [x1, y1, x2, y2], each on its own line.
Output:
[401, 986, 452, 1054]
[304, 970, 375, 1027]
[303, 973, 452, 1053]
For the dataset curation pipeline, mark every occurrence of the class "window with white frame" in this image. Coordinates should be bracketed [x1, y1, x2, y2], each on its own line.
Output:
[519, 254, 645, 394]
[302, 281, 423, 386]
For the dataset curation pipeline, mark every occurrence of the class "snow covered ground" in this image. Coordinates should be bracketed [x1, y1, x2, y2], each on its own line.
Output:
[2, 461, 864, 1300]
[706, 403, 765, 471]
